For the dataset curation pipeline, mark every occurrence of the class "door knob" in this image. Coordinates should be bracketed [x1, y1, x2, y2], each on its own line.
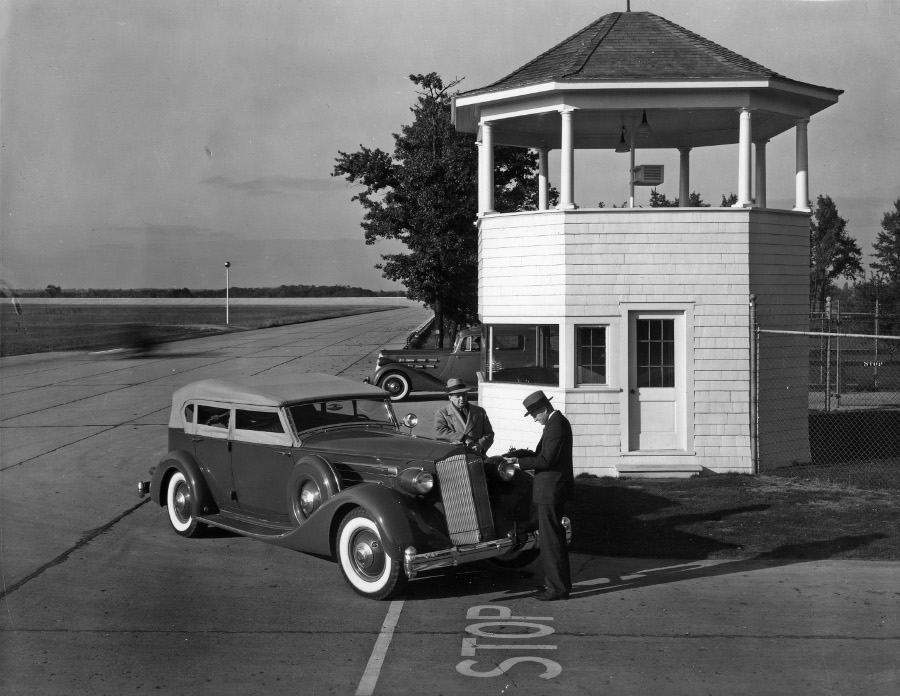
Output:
[630, 389, 635, 394]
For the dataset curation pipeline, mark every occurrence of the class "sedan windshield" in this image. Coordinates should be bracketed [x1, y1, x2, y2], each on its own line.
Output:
[288, 398, 396, 432]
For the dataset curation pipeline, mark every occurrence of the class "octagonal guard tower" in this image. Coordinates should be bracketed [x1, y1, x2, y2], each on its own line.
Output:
[452, 9, 841, 476]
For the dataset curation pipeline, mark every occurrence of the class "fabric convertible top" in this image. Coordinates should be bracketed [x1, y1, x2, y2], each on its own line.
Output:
[168, 374, 388, 428]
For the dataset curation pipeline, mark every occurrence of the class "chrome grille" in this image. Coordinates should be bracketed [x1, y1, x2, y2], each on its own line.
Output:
[436, 453, 495, 545]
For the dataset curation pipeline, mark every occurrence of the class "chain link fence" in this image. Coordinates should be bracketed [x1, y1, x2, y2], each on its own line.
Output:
[754, 299, 900, 489]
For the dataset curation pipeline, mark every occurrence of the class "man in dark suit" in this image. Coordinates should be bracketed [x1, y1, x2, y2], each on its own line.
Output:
[433, 378, 495, 454]
[505, 390, 574, 601]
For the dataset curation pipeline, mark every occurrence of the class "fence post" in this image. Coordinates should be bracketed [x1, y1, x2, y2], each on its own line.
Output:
[835, 298, 842, 406]
[749, 294, 758, 474]
[874, 298, 880, 389]
[825, 296, 831, 413]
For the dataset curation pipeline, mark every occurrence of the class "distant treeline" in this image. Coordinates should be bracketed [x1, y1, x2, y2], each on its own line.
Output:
[22, 284, 405, 299]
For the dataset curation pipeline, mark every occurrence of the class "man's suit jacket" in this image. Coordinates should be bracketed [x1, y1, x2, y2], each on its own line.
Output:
[434, 402, 495, 453]
[518, 410, 574, 504]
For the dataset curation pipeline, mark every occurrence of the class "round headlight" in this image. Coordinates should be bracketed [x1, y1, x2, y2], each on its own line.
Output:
[414, 471, 434, 494]
[497, 460, 516, 481]
[399, 467, 434, 495]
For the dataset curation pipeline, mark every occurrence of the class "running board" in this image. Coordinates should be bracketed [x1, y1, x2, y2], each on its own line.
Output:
[200, 513, 294, 540]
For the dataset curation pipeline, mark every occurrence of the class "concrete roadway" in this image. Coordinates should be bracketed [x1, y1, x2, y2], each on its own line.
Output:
[1, 307, 898, 695]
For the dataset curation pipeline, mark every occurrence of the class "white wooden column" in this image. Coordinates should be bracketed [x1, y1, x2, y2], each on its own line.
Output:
[734, 107, 753, 207]
[793, 118, 810, 212]
[559, 108, 576, 210]
[754, 139, 768, 209]
[478, 121, 494, 214]
[538, 148, 549, 211]
[678, 147, 691, 207]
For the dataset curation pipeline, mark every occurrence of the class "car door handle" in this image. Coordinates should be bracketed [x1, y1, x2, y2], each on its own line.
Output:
[192, 437, 203, 442]
[277, 451, 292, 457]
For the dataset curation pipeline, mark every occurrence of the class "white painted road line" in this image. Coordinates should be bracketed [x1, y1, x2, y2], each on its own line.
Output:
[356, 600, 405, 696]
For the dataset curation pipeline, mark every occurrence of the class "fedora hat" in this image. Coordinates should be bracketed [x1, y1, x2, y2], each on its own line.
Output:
[446, 378, 468, 395]
[523, 390, 553, 417]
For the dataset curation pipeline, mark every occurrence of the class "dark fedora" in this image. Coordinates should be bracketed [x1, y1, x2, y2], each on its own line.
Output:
[523, 390, 553, 417]
[446, 378, 468, 395]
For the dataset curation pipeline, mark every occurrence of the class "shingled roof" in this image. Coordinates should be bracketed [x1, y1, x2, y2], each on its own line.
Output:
[461, 11, 793, 97]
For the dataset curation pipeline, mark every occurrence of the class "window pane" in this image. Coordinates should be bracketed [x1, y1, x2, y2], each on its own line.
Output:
[649, 319, 661, 340]
[489, 324, 559, 386]
[649, 341, 661, 366]
[662, 365, 675, 387]
[663, 340, 675, 365]
[663, 319, 674, 340]
[236, 409, 284, 433]
[197, 405, 229, 429]
[576, 326, 607, 386]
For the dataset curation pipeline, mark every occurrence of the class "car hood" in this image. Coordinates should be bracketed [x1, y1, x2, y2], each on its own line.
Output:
[301, 426, 460, 463]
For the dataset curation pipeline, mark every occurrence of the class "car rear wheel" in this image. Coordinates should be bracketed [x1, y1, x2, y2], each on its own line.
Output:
[337, 507, 407, 600]
[166, 470, 207, 538]
[379, 372, 411, 401]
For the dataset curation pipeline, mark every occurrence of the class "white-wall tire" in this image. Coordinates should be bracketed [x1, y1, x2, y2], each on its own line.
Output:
[379, 372, 411, 401]
[166, 470, 206, 538]
[337, 507, 406, 600]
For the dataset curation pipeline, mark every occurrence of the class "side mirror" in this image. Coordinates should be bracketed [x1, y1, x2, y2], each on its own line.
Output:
[401, 413, 418, 434]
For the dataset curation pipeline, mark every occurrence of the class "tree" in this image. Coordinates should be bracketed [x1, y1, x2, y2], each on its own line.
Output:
[870, 197, 900, 294]
[333, 73, 553, 346]
[809, 194, 863, 309]
[721, 192, 738, 206]
[45, 284, 62, 297]
[648, 189, 710, 207]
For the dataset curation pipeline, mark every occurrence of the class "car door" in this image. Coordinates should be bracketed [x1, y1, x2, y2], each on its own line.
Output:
[230, 407, 294, 523]
[191, 402, 236, 509]
[440, 333, 482, 383]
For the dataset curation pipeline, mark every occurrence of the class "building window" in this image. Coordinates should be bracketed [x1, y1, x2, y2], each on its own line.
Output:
[487, 324, 559, 386]
[636, 318, 675, 388]
[576, 326, 607, 385]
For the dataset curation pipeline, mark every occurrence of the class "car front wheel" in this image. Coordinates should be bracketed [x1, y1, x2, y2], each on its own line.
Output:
[379, 372, 411, 401]
[166, 470, 207, 538]
[337, 507, 407, 600]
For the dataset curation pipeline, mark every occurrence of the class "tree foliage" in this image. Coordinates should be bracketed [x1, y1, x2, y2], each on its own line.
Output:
[870, 197, 900, 292]
[333, 73, 552, 340]
[648, 189, 710, 207]
[809, 194, 863, 309]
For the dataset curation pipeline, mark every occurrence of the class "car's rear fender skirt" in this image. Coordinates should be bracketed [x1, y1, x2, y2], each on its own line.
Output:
[269, 484, 449, 559]
[151, 451, 217, 514]
[373, 364, 446, 391]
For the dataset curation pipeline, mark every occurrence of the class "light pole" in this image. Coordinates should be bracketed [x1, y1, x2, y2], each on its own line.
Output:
[224, 261, 231, 325]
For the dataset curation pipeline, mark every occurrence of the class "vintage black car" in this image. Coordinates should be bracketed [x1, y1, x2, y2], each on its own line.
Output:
[369, 327, 483, 400]
[139, 374, 563, 600]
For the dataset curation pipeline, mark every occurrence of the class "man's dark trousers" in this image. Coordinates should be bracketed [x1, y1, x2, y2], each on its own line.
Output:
[535, 501, 571, 596]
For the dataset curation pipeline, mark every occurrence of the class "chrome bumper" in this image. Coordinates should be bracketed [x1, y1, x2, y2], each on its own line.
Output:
[403, 517, 571, 579]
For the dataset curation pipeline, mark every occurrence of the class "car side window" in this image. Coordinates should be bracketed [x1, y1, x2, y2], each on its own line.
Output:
[197, 405, 230, 434]
[233, 408, 290, 445]
[235, 409, 285, 434]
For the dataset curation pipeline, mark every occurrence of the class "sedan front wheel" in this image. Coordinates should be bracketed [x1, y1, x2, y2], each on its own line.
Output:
[337, 507, 407, 600]
[166, 470, 207, 538]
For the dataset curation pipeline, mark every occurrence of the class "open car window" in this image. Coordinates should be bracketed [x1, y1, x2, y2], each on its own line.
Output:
[233, 407, 291, 446]
[289, 398, 395, 432]
[196, 404, 231, 438]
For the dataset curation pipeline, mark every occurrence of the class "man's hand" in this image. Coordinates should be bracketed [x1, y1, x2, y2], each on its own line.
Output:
[503, 456, 520, 470]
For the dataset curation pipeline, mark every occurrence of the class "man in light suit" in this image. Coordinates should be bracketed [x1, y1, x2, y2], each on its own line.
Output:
[505, 390, 574, 601]
[433, 378, 494, 454]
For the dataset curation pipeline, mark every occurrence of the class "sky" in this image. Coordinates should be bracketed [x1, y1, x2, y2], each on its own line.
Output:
[1, 0, 898, 291]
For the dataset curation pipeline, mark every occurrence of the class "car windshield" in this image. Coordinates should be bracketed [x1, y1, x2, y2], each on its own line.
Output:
[288, 398, 396, 432]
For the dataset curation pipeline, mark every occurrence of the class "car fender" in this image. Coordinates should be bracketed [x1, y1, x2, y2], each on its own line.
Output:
[277, 483, 450, 559]
[373, 363, 446, 391]
[151, 450, 217, 515]
[286, 455, 342, 525]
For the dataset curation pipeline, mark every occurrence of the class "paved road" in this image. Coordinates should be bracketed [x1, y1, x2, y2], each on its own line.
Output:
[2, 307, 898, 695]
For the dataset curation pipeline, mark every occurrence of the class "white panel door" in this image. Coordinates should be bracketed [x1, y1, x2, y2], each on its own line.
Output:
[628, 312, 684, 451]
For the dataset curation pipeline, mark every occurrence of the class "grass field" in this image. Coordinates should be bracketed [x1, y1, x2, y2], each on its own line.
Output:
[571, 474, 900, 561]
[0, 303, 389, 356]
